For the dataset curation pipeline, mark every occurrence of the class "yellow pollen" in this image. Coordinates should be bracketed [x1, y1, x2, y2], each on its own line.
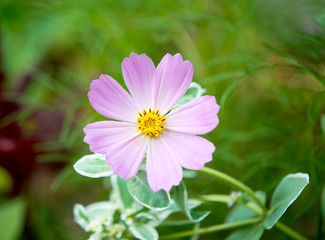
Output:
[136, 108, 166, 138]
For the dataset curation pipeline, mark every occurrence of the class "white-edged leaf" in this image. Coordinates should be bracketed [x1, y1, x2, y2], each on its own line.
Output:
[174, 82, 206, 108]
[136, 204, 176, 227]
[73, 154, 113, 178]
[129, 224, 158, 240]
[73, 201, 117, 232]
[171, 181, 210, 222]
[126, 171, 170, 210]
[111, 175, 135, 210]
[88, 232, 111, 240]
[226, 224, 264, 240]
[73, 204, 89, 231]
[264, 173, 309, 229]
[183, 170, 198, 179]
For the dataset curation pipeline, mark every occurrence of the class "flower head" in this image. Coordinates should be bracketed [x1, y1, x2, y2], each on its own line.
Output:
[84, 53, 220, 192]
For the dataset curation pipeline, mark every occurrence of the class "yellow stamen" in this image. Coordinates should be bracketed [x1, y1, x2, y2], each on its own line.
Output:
[136, 108, 166, 138]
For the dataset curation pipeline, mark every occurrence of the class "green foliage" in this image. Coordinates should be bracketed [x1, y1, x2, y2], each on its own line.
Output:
[174, 82, 206, 108]
[225, 224, 264, 240]
[224, 192, 265, 239]
[129, 224, 158, 240]
[264, 173, 309, 229]
[126, 171, 170, 210]
[74, 172, 189, 239]
[73, 154, 113, 178]
[225, 192, 265, 224]
[111, 175, 134, 210]
[1, 0, 324, 239]
[171, 181, 210, 222]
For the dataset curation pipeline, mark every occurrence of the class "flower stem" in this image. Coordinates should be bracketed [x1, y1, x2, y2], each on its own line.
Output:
[275, 221, 308, 240]
[199, 167, 267, 214]
[160, 217, 261, 239]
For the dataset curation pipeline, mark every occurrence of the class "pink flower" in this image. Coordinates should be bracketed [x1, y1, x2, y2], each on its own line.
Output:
[84, 53, 220, 192]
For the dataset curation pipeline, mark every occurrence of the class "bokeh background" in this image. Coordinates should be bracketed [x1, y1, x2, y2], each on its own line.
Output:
[1, 0, 325, 239]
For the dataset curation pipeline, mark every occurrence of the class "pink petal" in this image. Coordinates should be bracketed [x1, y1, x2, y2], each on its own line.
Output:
[155, 53, 193, 114]
[84, 121, 139, 154]
[163, 130, 215, 170]
[146, 135, 183, 192]
[88, 74, 139, 122]
[165, 95, 220, 135]
[122, 53, 156, 111]
[106, 134, 148, 179]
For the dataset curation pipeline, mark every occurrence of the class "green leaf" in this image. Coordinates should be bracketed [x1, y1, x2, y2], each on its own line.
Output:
[126, 171, 170, 210]
[111, 175, 135, 210]
[226, 204, 257, 223]
[225, 191, 266, 223]
[88, 232, 111, 240]
[0, 198, 25, 240]
[171, 181, 210, 222]
[225, 224, 264, 240]
[73, 154, 113, 178]
[73, 204, 89, 231]
[264, 173, 309, 229]
[174, 82, 206, 108]
[135, 200, 200, 227]
[183, 170, 198, 179]
[136, 210, 173, 227]
[73, 202, 117, 232]
[129, 224, 158, 240]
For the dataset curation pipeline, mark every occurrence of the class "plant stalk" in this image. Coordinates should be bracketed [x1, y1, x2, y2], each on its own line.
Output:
[160, 217, 261, 239]
[275, 221, 308, 240]
[199, 167, 267, 213]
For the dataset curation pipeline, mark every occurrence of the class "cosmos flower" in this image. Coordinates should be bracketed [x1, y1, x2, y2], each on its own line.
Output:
[84, 53, 220, 192]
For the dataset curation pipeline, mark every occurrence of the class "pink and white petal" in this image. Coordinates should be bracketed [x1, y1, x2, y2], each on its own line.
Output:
[164, 130, 215, 170]
[84, 121, 138, 155]
[165, 95, 220, 135]
[154, 53, 194, 114]
[122, 53, 156, 111]
[106, 134, 148, 179]
[88, 74, 139, 123]
[146, 136, 183, 192]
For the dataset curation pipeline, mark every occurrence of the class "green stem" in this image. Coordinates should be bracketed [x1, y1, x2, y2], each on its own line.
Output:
[193, 194, 263, 215]
[191, 194, 230, 203]
[199, 167, 267, 213]
[275, 221, 308, 240]
[160, 217, 261, 239]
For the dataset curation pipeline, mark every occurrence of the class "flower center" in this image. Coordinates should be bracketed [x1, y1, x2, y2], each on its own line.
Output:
[136, 108, 166, 138]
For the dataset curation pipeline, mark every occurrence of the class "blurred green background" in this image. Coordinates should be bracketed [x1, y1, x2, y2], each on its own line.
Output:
[1, 0, 325, 239]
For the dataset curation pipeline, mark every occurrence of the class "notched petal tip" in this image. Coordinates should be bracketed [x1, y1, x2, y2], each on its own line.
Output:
[125, 52, 150, 61]
[173, 52, 184, 61]
[130, 52, 138, 57]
